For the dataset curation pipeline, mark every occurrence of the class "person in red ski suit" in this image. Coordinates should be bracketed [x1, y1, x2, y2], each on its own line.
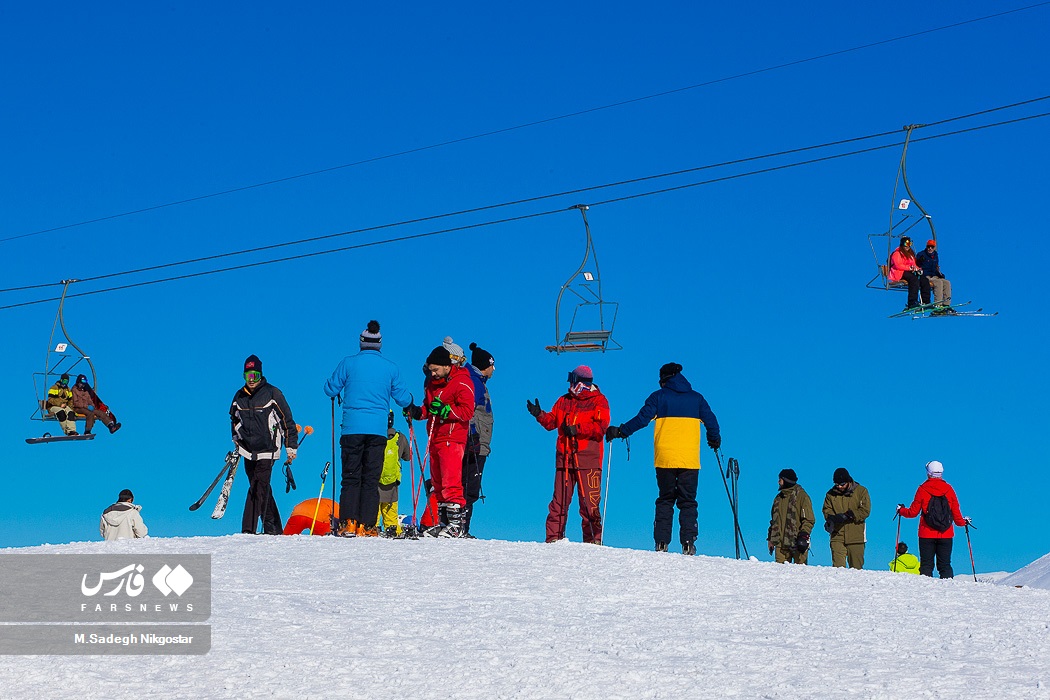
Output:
[897, 460, 970, 578]
[527, 365, 610, 544]
[404, 346, 475, 537]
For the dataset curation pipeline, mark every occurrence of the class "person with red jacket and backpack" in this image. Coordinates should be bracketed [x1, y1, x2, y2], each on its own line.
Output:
[527, 365, 610, 544]
[897, 460, 970, 578]
[404, 346, 475, 538]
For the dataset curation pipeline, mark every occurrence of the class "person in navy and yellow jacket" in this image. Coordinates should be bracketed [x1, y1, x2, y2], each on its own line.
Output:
[606, 363, 720, 555]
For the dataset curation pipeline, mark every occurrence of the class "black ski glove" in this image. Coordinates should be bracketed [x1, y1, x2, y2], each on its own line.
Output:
[707, 434, 721, 450]
[283, 464, 296, 493]
[828, 513, 850, 525]
[795, 532, 810, 554]
[526, 399, 542, 418]
[403, 403, 423, 421]
[605, 425, 623, 442]
[845, 510, 856, 523]
[768, 543, 775, 555]
[561, 424, 578, 437]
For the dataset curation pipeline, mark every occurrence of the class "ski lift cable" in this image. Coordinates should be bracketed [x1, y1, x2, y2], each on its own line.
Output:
[1, 109, 1048, 313]
[4, 2, 1047, 247]
[3, 94, 1046, 299]
[583, 110, 1050, 210]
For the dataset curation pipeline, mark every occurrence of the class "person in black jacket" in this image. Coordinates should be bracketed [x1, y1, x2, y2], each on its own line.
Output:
[230, 354, 299, 535]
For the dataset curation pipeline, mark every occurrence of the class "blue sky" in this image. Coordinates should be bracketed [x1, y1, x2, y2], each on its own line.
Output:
[2, 3, 1048, 572]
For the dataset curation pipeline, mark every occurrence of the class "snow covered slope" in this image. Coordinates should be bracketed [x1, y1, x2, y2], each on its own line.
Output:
[999, 551, 1050, 590]
[3, 536, 1049, 698]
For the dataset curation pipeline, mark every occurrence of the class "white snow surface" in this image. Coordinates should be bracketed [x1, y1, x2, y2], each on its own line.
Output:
[999, 551, 1050, 590]
[4, 536, 1050, 699]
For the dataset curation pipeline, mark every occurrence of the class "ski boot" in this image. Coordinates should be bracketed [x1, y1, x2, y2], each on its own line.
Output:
[438, 504, 466, 538]
[333, 519, 358, 538]
[356, 523, 379, 537]
[682, 541, 696, 556]
[655, 542, 669, 552]
[108, 422, 122, 434]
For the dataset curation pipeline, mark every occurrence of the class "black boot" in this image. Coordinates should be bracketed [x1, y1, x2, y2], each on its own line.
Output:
[108, 422, 122, 434]
[439, 505, 466, 538]
[655, 542, 669, 552]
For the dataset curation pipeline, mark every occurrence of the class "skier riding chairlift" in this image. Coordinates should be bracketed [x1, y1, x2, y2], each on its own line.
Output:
[866, 126, 995, 319]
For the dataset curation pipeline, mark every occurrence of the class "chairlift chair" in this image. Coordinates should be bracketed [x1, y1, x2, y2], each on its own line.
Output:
[868, 125, 937, 293]
[545, 205, 622, 354]
[26, 280, 98, 443]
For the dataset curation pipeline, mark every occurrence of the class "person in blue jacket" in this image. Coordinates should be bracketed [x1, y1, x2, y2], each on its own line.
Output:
[606, 362, 720, 555]
[323, 320, 414, 537]
[916, 239, 954, 314]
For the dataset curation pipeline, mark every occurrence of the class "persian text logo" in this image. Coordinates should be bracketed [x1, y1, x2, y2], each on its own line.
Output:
[81, 564, 146, 597]
[152, 565, 194, 597]
[80, 564, 194, 598]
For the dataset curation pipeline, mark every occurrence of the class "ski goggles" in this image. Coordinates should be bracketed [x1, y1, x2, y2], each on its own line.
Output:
[244, 371, 262, 382]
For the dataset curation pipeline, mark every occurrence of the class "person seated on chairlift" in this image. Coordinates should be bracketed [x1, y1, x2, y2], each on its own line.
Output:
[72, 374, 121, 435]
[46, 373, 79, 436]
[888, 236, 931, 311]
[916, 240, 955, 315]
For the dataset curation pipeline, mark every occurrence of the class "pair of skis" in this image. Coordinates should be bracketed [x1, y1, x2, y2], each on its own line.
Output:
[887, 300, 997, 319]
[188, 450, 240, 519]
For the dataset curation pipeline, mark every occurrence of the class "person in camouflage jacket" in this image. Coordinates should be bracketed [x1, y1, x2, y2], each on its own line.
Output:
[767, 469, 815, 564]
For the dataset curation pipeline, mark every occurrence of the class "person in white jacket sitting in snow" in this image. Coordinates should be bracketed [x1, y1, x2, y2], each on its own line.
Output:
[100, 489, 149, 540]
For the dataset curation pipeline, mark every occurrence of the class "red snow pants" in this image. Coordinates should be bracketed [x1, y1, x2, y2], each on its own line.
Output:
[430, 441, 466, 507]
[546, 467, 602, 544]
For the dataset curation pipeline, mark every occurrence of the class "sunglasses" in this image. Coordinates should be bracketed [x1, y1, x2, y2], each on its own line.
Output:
[244, 371, 262, 382]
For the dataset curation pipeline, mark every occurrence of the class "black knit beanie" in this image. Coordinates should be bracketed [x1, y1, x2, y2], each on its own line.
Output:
[833, 468, 853, 484]
[778, 469, 798, 485]
[426, 346, 452, 367]
[244, 354, 262, 374]
[659, 362, 683, 381]
[469, 342, 494, 369]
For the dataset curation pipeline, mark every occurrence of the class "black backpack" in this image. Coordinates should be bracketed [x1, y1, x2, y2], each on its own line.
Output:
[923, 494, 953, 532]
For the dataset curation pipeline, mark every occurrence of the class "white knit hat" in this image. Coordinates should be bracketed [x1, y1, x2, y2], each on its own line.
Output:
[443, 336, 466, 366]
[925, 460, 944, 478]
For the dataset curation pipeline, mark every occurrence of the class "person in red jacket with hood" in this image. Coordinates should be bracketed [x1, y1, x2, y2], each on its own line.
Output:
[527, 365, 610, 544]
[897, 460, 970, 578]
[405, 346, 475, 538]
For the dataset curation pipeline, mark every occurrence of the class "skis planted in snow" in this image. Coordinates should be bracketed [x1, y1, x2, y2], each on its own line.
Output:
[211, 452, 241, 519]
[189, 451, 239, 511]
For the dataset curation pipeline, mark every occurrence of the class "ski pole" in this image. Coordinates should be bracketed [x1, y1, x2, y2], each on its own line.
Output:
[891, 505, 903, 572]
[964, 520, 978, 582]
[600, 440, 613, 546]
[714, 449, 749, 559]
[330, 397, 338, 533]
[728, 457, 741, 560]
[309, 461, 332, 536]
[295, 424, 314, 449]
